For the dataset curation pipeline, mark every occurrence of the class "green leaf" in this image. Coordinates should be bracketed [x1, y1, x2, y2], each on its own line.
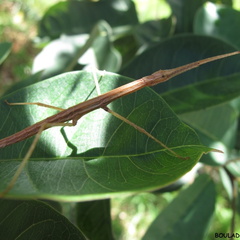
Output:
[120, 35, 240, 161]
[142, 174, 216, 240]
[121, 35, 240, 96]
[194, 2, 240, 49]
[76, 199, 114, 240]
[0, 199, 86, 240]
[39, 0, 138, 39]
[161, 73, 240, 114]
[0, 42, 11, 65]
[0, 71, 211, 200]
[167, 0, 206, 33]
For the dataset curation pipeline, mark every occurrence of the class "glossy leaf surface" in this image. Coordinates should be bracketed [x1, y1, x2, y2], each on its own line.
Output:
[121, 35, 240, 164]
[0, 71, 210, 200]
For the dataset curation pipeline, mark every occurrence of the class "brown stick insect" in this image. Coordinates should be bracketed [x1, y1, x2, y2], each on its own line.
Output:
[0, 51, 239, 197]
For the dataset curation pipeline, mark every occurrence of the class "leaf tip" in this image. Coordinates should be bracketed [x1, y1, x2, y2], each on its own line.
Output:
[209, 148, 224, 154]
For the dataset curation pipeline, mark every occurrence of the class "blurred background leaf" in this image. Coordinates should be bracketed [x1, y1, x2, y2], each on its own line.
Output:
[33, 21, 122, 79]
[76, 199, 114, 240]
[142, 174, 216, 240]
[0, 199, 87, 240]
[0, 42, 12, 65]
[194, 2, 240, 49]
[38, 0, 139, 39]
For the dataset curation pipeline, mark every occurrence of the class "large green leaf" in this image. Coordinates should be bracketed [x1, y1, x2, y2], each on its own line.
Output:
[161, 73, 240, 114]
[121, 35, 240, 96]
[194, 2, 240, 49]
[0, 199, 86, 239]
[39, 0, 138, 39]
[120, 35, 240, 164]
[142, 174, 216, 240]
[0, 71, 211, 200]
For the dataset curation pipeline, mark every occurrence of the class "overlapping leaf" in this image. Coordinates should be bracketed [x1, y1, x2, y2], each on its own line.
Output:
[0, 71, 210, 200]
[121, 35, 240, 164]
[0, 199, 86, 240]
[121, 35, 240, 97]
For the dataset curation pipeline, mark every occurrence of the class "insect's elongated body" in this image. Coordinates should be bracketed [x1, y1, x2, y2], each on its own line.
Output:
[0, 51, 239, 198]
[1, 51, 239, 148]
[0, 77, 147, 147]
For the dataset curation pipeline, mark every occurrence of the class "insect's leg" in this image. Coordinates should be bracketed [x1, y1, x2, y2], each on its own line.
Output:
[102, 106, 187, 159]
[92, 68, 102, 95]
[5, 100, 65, 111]
[0, 121, 75, 198]
[90, 67, 106, 96]
[90, 69, 186, 159]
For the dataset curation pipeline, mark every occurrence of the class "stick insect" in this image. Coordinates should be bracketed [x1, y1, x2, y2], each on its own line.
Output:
[0, 51, 239, 197]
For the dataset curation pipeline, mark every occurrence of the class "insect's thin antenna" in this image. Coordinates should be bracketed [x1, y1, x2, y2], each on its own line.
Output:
[5, 100, 65, 111]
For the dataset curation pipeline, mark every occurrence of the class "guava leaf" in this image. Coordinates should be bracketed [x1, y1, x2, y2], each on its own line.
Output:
[0, 71, 212, 200]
